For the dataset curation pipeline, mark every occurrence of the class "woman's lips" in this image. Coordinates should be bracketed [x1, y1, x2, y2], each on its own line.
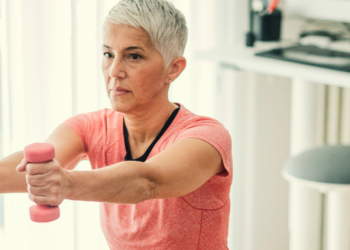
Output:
[111, 87, 130, 96]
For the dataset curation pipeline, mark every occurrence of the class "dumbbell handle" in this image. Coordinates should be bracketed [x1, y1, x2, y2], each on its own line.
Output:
[24, 142, 60, 223]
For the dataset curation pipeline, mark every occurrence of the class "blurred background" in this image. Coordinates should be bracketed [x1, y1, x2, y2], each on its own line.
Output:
[0, 0, 350, 249]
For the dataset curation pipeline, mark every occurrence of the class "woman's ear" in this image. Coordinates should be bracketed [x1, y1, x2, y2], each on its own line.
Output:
[167, 57, 186, 82]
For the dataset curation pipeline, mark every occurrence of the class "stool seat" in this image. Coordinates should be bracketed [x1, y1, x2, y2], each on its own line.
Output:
[283, 145, 350, 185]
[283, 145, 350, 250]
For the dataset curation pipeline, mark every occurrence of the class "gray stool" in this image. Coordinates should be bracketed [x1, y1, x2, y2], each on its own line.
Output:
[282, 145, 350, 250]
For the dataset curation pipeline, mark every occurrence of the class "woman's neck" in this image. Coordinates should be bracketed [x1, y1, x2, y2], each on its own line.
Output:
[124, 101, 178, 146]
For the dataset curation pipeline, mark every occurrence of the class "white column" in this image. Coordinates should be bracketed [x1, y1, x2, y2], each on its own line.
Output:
[341, 88, 350, 144]
[326, 86, 341, 144]
[327, 189, 350, 250]
[290, 79, 325, 154]
[288, 79, 324, 250]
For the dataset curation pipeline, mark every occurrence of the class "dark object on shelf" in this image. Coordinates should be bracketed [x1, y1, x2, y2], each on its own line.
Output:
[253, 9, 282, 41]
[246, 32, 256, 47]
[255, 45, 350, 72]
[245, 0, 282, 47]
[245, 0, 256, 47]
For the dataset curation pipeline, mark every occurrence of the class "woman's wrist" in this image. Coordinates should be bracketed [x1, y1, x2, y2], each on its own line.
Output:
[65, 169, 82, 201]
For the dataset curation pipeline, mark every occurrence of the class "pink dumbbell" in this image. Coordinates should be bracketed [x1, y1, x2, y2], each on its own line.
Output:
[24, 142, 60, 223]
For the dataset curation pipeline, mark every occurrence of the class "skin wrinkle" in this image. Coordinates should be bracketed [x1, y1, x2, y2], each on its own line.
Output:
[134, 178, 157, 204]
[95, 163, 156, 205]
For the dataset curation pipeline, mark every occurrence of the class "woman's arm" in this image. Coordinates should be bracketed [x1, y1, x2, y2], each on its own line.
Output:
[42, 137, 225, 205]
[44, 124, 86, 170]
[0, 124, 86, 194]
[0, 151, 27, 193]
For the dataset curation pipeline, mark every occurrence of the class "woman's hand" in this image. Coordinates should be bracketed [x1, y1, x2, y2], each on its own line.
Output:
[16, 159, 71, 206]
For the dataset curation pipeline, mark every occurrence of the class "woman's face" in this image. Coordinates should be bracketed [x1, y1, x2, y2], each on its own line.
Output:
[102, 22, 169, 114]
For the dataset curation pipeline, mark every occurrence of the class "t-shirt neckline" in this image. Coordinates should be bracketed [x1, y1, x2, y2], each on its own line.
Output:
[123, 104, 181, 162]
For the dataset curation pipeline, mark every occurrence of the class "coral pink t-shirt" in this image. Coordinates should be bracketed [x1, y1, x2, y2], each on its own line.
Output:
[62, 103, 233, 250]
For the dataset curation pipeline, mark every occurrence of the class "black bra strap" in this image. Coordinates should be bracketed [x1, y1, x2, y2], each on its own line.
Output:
[124, 106, 180, 162]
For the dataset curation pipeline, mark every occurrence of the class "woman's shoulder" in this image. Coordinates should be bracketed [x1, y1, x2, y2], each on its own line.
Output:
[176, 104, 227, 130]
[63, 108, 122, 130]
[169, 104, 231, 150]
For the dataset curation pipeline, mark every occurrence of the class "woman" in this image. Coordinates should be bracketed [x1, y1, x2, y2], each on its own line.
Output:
[2, 0, 233, 249]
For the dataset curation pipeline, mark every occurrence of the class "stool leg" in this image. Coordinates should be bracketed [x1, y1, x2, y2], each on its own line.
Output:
[289, 183, 322, 250]
[327, 190, 350, 250]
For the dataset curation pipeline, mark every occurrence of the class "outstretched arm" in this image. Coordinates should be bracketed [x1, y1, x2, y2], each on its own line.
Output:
[68, 137, 225, 204]
[17, 134, 225, 206]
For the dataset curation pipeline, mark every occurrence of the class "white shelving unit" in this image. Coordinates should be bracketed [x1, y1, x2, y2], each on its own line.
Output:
[196, 45, 350, 88]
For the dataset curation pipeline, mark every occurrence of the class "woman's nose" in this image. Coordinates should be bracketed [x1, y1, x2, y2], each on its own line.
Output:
[109, 58, 126, 79]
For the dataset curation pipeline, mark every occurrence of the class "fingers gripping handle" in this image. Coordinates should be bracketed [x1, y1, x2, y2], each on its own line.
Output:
[24, 143, 60, 223]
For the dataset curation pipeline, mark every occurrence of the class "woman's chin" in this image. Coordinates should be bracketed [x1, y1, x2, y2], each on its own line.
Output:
[110, 101, 131, 113]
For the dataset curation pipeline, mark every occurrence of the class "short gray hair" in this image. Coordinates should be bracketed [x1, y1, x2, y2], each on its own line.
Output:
[104, 0, 188, 69]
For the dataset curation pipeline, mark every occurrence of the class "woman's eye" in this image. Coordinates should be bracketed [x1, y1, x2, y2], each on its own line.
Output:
[103, 52, 112, 58]
[129, 54, 142, 60]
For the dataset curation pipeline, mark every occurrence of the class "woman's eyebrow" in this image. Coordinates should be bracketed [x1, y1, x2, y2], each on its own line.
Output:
[102, 44, 145, 52]
[102, 45, 112, 49]
[124, 46, 145, 52]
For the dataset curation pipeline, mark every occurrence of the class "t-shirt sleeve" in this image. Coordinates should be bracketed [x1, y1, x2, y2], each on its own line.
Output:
[61, 109, 108, 162]
[61, 113, 90, 161]
[175, 119, 233, 177]
[173, 117, 233, 209]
